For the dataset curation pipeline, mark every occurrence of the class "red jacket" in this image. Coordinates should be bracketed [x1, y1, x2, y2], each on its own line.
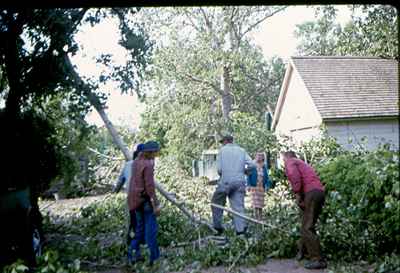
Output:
[128, 156, 158, 211]
[284, 158, 324, 194]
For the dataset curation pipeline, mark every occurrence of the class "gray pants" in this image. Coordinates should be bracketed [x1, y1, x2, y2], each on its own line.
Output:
[211, 181, 247, 233]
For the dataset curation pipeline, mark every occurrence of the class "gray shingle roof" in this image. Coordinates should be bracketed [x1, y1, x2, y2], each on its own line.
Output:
[291, 56, 399, 120]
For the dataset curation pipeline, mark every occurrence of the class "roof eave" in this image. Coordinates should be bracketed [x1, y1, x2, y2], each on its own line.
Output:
[323, 115, 400, 122]
[271, 59, 294, 131]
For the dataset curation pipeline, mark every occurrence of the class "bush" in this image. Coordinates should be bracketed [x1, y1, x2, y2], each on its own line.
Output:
[317, 146, 399, 261]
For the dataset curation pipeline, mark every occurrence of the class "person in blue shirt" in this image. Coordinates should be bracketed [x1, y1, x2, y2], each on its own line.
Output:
[212, 134, 256, 236]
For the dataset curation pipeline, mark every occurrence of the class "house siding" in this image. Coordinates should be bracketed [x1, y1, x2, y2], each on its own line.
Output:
[325, 118, 399, 150]
[275, 67, 322, 145]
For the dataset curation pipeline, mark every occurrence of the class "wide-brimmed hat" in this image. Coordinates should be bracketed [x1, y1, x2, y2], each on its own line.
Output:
[219, 134, 233, 144]
[142, 141, 160, 152]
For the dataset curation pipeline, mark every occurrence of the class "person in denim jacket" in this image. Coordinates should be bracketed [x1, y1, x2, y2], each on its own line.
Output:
[247, 152, 271, 220]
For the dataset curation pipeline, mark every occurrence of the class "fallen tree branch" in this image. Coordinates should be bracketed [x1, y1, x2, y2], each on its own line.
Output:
[80, 260, 122, 269]
[174, 235, 226, 248]
[210, 203, 290, 234]
[87, 147, 125, 161]
[156, 181, 216, 233]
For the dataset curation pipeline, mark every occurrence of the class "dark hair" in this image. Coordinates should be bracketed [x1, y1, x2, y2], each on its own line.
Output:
[132, 143, 145, 160]
[219, 135, 233, 144]
[282, 151, 297, 158]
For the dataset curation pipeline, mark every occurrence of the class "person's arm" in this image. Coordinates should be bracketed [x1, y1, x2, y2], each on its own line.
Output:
[285, 160, 304, 208]
[285, 160, 302, 193]
[216, 150, 222, 175]
[263, 165, 272, 190]
[113, 163, 127, 193]
[244, 152, 256, 170]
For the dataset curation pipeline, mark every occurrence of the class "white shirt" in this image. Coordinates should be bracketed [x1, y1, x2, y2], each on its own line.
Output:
[216, 143, 255, 184]
[114, 160, 134, 193]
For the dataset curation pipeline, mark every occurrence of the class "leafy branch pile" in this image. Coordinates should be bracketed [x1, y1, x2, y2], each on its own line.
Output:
[318, 146, 399, 262]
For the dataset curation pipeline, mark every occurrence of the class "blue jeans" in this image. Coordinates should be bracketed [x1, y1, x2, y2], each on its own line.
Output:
[128, 202, 160, 262]
[211, 181, 247, 233]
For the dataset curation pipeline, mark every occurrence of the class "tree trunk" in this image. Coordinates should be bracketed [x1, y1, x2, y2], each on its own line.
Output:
[220, 65, 232, 122]
[86, 92, 132, 161]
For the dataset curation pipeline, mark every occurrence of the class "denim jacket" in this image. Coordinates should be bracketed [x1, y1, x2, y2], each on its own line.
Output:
[247, 164, 271, 191]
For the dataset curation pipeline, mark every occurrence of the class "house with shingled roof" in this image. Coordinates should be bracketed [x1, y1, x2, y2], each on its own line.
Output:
[272, 56, 399, 151]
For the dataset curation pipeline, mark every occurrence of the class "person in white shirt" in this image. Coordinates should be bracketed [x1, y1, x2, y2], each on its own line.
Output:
[211, 135, 255, 236]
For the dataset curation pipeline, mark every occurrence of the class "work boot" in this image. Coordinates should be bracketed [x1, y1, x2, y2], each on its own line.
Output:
[236, 227, 249, 238]
[214, 227, 224, 236]
[304, 259, 327, 269]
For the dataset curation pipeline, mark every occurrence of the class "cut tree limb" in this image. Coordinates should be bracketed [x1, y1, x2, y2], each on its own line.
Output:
[211, 203, 290, 234]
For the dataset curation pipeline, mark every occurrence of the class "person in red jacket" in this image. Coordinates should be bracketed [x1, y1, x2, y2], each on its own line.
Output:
[281, 151, 327, 270]
[127, 141, 161, 267]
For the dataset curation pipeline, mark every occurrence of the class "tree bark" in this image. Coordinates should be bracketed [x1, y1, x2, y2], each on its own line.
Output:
[221, 65, 233, 122]
[85, 92, 132, 161]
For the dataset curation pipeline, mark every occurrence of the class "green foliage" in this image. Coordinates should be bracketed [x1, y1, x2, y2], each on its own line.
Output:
[295, 6, 342, 56]
[295, 5, 398, 58]
[296, 128, 343, 166]
[337, 5, 398, 58]
[137, 7, 287, 175]
[230, 111, 278, 156]
[3, 251, 85, 273]
[317, 146, 399, 261]
[0, 8, 152, 198]
[42, 144, 400, 272]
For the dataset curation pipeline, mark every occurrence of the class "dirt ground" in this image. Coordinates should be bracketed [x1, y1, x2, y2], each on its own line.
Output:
[94, 259, 327, 273]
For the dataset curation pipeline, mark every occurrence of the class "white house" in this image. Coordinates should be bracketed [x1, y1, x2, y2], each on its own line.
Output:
[272, 56, 399, 151]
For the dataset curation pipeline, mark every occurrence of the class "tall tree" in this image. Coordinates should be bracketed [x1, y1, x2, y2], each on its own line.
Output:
[140, 6, 286, 126]
[137, 7, 285, 168]
[294, 6, 341, 56]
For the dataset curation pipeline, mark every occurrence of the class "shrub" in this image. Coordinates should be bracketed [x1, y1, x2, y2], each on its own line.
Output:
[317, 146, 399, 261]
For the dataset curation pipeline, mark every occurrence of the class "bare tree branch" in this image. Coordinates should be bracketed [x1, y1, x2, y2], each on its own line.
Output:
[199, 7, 222, 50]
[240, 7, 287, 39]
[182, 8, 202, 33]
[87, 147, 125, 161]
[211, 203, 290, 234]
[183, 72, 224, 95]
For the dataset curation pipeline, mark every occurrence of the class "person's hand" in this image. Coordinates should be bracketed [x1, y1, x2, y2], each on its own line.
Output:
[154, 206, 161, 217]
[295, 194, 305, 210]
